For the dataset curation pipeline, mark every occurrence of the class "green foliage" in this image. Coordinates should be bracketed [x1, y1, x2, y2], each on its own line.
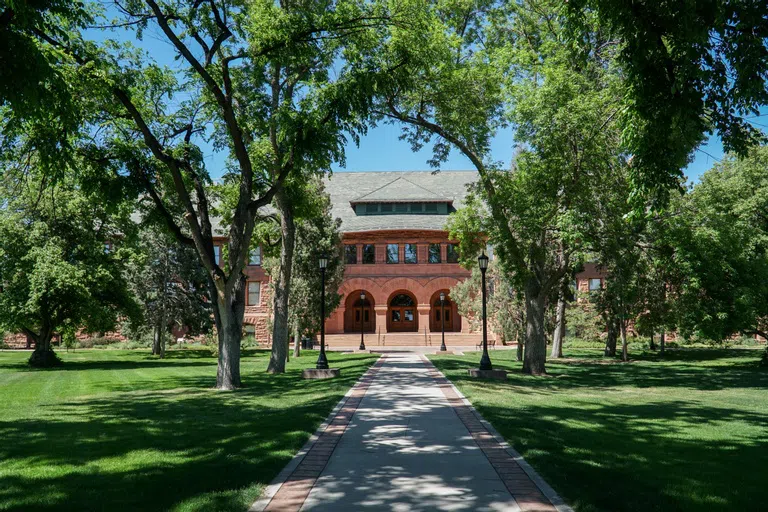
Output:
[450, 263, 525, 344]
[662, 147, 768, 342]
[566, 0, 768, 198]
[565, 296, 603, 341]
[124, 224, 212, 353]
[0, 172, 139, 366]
[264, 179, 345, 339]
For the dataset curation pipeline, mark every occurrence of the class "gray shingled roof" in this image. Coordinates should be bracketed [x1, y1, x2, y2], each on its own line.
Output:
[133, 170, 478, 237]
[325, 171, 478, 233]
[351, 176, 444, 203]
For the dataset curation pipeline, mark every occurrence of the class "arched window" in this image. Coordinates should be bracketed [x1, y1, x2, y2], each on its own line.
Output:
[390, 294, 415, 307]
[352, 298, 372, 308]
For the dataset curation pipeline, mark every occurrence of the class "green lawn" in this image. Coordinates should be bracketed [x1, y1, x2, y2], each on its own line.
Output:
[0, 349, 378, 512]
[429, 348, 768, 512]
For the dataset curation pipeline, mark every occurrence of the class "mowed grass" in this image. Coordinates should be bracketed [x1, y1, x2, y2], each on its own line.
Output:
[0, 349, 378, 512]
[429, 348, 768, 512]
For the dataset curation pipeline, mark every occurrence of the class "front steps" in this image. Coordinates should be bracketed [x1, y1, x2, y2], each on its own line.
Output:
[323, 332, 499, 350]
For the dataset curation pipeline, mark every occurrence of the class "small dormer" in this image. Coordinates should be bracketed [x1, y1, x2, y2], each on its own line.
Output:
[350, 177, 454, 215]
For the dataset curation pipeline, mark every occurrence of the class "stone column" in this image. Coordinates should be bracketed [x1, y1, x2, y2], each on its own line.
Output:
[374, 304, 388, 333]
[417, 304, 431, 333]
[375, 243, 387, 264]
[326, 306, 345, 334]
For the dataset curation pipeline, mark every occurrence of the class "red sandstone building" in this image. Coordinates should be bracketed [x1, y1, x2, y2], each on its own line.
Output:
[3, 170, 606, 349]
[234, 171, 605, 344]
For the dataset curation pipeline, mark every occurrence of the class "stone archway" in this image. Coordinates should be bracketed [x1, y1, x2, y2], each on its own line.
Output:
[386, 290, 419, 332]
[343, 290, 375, 333]
[429, 289, 461, 333]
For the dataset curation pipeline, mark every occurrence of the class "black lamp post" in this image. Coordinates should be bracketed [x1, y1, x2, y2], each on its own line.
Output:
[359, 291, 366, 351]
[478, 252, 492, 370]
[439, 291, 447, 352]
[316, 254, 329, 370]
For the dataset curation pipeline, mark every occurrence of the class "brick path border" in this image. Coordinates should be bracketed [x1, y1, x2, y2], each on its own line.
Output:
[249, 355, 387, 512]
[419, 355, 573, 512]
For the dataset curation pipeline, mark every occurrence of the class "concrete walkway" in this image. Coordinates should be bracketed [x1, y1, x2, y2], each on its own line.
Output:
[255, 354, 567, 512]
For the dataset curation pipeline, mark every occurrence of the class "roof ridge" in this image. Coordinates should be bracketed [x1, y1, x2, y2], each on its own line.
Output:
[392, 176, 441, 198]
[352, 176, 401, 201]
[353, 176, 441, 202]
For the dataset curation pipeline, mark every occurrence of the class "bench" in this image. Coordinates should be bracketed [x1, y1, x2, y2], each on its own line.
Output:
[476, 338, 496, 350]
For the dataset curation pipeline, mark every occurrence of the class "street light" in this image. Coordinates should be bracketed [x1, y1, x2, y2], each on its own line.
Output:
[316, 255, 329, 370]
[439, 291, 447, 352]
[359, 291, 366, 351]
[478, 252, 492, 370]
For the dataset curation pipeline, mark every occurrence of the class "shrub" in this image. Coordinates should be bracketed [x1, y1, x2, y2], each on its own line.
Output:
[77, 338, 95, 349]
[565, 299, 603, 341]
[241, 335, 259, 349]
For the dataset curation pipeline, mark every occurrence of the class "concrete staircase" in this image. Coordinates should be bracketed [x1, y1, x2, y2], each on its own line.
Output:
[324, 332, 495, 350]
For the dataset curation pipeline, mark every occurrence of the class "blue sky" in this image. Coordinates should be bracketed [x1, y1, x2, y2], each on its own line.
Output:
[334, 124, 730, 184]
[90, 21, 759, 185]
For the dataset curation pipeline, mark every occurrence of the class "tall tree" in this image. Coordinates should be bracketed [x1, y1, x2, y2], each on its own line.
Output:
[264, 179, 344, 359]
[385, 1, 624, 374]
[663, 148, 768, 346]
[125, 225, 211, 358]
[12, 0, 422, 386]
[0, 172, 138, 366]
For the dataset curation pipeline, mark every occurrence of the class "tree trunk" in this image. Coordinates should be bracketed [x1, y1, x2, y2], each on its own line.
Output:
[660, 330, 666, 354]
[605, 315, 618, 356]
[293, 321, 301, 358]
[152, 323, 162, 356]
[649, 333, 656, 351]
[620, 321, 628, 362]
[27, 324, 59, 367]
[159, 323, 166, 359]
[268, 188, 295, 374]
[550, 283, 567, 359]
[209, 270, 247, 389]
[523, 276, 547, 375]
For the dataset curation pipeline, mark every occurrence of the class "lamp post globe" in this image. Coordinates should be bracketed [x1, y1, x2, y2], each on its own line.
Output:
[359, 291, 366, 351]
[478, 252, 492, 370]
[316, 254, 329, 370]
[439, 291, 447, 352]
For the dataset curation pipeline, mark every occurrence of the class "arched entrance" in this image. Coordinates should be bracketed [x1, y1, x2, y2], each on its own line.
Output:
[387, 291, 418, 332]
[429, 290, 460, 332]
[343, 290, 375, 333]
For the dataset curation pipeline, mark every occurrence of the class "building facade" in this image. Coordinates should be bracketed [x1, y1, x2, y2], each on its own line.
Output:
[233, 170, 606, 342]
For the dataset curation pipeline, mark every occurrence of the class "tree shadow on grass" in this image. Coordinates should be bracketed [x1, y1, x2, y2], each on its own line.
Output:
[474, 400, 768, 512]
[0, 354, 377, 511]
[430, 349, 768, 512]
[434, 349, 768, 392]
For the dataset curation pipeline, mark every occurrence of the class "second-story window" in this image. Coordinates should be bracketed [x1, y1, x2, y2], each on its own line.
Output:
[446, 244, 459, 263]
[386, 244, 399, 264]
[405, 243, 417, 264]
[589, 278, 602, 291]
[363, 244, 375, 264]
[428, 243, 441, 263]
[214, 245, 222, 265]
[345, 245, 357, 264]
[248, 281, 261, 305]
[249, 247, 262, 266]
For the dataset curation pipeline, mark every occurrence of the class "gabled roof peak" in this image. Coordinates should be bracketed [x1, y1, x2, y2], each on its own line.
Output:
[351, 176, 446, 203]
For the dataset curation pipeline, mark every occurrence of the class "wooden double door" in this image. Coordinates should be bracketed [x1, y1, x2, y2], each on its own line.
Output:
[388, 293, 418, 332]
[351, 305, 374, 333]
